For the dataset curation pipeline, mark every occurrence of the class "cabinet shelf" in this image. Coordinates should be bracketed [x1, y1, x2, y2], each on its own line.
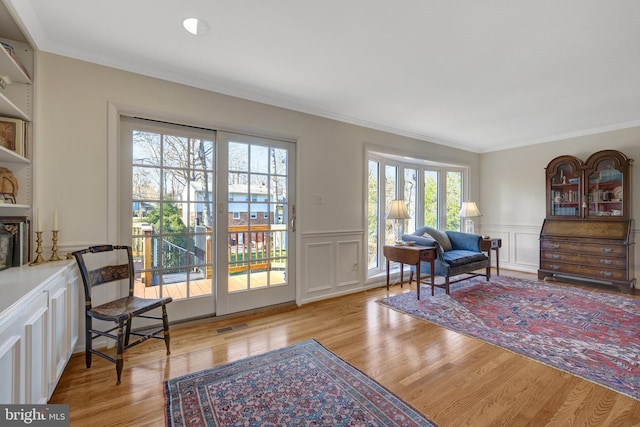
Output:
[0, 203, 29, 209]
[0, 38, 32, 121]
[0, 39, 31, 84]
[0, 144, 30, 163]
[0, 90, 30, 121]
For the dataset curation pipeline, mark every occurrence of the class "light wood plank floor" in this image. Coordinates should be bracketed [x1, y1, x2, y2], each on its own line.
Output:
[50, 270, 640, 426]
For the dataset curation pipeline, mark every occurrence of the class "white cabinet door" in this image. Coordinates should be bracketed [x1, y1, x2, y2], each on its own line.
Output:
[0, 334, 21, 403]
[46, 275, 69, 398]
[24, 302, 49, 404]
[0, 291, 48, 404]
[66, 267, 80, 354]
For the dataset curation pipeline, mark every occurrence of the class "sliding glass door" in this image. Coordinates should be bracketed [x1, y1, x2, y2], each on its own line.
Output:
[121, 118, 296, 320]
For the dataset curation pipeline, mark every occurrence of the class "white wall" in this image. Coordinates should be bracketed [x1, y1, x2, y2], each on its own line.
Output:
[479, 127, 640, 276]
[32, 52, 480, 303]
[33, 51, 639, 300]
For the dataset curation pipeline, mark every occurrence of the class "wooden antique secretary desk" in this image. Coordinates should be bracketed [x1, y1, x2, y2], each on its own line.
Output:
[538, 150, 635, 293]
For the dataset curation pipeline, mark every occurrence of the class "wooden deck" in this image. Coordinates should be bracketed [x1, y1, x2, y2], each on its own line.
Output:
[134, 270, 286, 299]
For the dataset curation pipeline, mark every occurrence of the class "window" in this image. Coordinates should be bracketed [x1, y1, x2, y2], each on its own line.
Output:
[367, 151, 467, 276]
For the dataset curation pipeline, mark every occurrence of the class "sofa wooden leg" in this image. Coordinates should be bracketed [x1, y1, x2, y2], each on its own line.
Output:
[445, 276, 451, 294]
[486, 266, 491, 281]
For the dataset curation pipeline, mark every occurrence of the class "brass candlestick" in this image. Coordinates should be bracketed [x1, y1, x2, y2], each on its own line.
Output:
[29, 231, 46, 265]
[49, 230, 62, 262]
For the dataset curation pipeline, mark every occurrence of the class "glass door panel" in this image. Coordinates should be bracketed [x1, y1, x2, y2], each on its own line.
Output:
[217, 132, 295, 315]
[122, 117, 216, 322]
[550, 162, 581, 217]
[586, 159, 624, 218]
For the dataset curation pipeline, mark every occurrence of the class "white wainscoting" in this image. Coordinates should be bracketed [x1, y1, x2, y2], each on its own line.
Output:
[479, 224, 542, 274]
[299, 230, 373, 304]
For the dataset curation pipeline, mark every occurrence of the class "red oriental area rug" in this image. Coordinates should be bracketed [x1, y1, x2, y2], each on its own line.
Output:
[378, 275, 640, 400]
[164, 339, 437, 426]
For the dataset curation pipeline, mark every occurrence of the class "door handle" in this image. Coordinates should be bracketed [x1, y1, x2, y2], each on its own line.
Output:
[290, 204, 296, 232]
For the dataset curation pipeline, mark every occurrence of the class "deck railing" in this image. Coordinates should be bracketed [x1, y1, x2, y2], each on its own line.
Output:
[138, 224, 286, 285]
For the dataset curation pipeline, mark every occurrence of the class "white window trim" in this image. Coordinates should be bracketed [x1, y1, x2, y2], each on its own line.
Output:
[364, 147, 469, 277]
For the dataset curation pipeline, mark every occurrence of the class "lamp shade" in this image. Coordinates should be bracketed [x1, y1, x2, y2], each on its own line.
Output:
[459, 201, 481, 217]
[386, 200, 411, 220]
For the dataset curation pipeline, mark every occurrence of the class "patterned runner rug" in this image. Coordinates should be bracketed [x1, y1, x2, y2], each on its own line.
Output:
[164, 339, 437, 426]
[378, 275, 640, 400]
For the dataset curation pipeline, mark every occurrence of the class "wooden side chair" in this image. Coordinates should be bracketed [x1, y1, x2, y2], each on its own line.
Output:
[72, 245, 173, 384]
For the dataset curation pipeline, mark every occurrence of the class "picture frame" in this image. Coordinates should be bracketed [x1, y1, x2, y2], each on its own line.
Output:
[0, 228, 13, 271]
[1, 217, 30, 266]
[0, 116, 26, 156]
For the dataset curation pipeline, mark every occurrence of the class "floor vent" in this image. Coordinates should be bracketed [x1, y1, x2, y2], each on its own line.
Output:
[216, 323, 249, 334]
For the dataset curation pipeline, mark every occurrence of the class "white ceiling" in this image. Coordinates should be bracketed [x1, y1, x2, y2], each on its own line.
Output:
[4, 0, 640, 153]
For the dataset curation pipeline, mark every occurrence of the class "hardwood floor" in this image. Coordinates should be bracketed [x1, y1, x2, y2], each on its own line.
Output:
[50, 270, 640, 426]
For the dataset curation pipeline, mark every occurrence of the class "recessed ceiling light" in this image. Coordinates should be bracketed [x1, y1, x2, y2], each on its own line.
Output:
[183, 18, 210, 36]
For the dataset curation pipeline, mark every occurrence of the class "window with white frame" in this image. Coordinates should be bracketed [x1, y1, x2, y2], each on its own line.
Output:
[367, 151, 466, 276]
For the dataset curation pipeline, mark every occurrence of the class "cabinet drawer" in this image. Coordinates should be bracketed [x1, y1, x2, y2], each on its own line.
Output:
[540, 251, 627, 269]
[540, 261, 627, 281]
[540, 240, 626, 256]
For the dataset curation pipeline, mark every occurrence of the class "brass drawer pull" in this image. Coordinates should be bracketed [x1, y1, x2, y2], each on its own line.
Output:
[600, 259, 613, 265]
[551, 243, 560, 249]
[550, 264, 560, 270]
[601, 247, 613, 253]
[551, 254, 561, 259]
[600, 271, 613, 277]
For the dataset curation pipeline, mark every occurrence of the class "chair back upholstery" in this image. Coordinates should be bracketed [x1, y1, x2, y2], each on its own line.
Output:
[73, 245, 136, 307]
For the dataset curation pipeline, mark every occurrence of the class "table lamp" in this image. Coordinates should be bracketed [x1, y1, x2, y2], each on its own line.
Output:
[459, 201, 481, 234]
[387, 199, 411, 245]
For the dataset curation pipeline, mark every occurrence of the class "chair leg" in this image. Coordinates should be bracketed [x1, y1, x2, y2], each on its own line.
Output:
[115, 322, 125, 385]
[124, 319, 133, 347]
[409, 271, 414, 285]
[85, 315, 92, 368]
[162, 305, 171, 355]
[486, 265, 491, 281]
[445, 276, 450, 295]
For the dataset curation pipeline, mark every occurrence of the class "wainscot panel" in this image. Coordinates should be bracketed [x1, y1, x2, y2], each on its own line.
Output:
[300, 230, 369, 304]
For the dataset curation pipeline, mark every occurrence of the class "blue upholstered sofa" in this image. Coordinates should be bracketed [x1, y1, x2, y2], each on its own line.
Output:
[402, 226, 490, 294]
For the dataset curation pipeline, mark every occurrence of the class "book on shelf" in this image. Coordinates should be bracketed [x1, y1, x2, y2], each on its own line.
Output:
[0, 116, 29, 157]
[1, 216, 30, 266]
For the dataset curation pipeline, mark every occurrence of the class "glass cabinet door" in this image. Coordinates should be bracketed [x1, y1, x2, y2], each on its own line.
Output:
[548, 157, 582, 218]
[585, 158, 624, 218]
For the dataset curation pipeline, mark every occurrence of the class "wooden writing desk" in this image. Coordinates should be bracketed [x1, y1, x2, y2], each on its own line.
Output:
[383, 245, 437, 300]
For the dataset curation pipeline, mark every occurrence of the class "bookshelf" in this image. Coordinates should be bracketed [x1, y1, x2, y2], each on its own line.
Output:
[1, 26, 33, 266]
